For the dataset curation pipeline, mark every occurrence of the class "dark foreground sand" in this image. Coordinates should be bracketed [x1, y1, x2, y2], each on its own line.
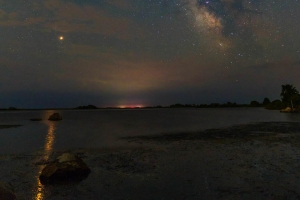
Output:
[1, 122, 300, 199]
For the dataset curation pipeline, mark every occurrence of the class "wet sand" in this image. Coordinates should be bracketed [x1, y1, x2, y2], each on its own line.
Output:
[1, 122, 300, 199]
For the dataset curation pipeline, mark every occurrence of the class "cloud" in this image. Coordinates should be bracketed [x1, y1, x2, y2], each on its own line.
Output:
[0, 0, 134, 39]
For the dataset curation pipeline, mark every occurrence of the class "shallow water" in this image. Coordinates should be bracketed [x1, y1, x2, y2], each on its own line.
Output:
[0, 108, 298, 154]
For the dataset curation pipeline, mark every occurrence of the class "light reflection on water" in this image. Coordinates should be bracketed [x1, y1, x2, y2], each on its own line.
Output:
[34, 114, 57, 200]
[0, 108, 299, 154]
[0, 108, 298, 198]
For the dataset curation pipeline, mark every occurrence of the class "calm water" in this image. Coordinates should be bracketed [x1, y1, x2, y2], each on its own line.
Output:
[0, 108, 299, 154]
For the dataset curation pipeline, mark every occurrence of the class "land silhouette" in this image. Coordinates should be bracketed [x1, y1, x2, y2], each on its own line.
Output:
[1, 84, 299, 111]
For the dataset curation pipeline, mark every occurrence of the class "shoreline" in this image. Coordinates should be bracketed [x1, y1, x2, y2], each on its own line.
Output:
[1, 121, 300, 199]
[0, 125, 22, 130]
[123, 121, 300, 141]
[0, 106, 277, 111]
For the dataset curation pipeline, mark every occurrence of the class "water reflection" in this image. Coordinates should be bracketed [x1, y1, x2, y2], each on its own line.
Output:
[284, 113, 300, 121]
[34, 118, 57, 200]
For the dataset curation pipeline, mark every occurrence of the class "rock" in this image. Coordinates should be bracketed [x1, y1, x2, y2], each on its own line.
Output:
[39, 153, 91, 185]
[30, 118, 42, 121]
[280, 107, 299, 113]
[57, 153, 77, 163]
[0, 182, 17, 200]
[48, 113, 62, 121]
[281, 107, 292, 112]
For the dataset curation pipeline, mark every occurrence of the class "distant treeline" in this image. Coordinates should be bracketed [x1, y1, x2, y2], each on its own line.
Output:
[76, 105, 98, 109]
[3, 84, 298, 111]
[0, 100, 277, 110]
[0, 107, 19, 111]
[149, 99, 270, 109]
[73, 102, 264, 109]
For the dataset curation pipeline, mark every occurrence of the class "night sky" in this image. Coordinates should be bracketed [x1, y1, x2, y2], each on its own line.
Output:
[1, 0, 299, 108]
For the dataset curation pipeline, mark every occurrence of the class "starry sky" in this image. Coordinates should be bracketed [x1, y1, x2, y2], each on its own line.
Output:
[0, 0, 299, 108]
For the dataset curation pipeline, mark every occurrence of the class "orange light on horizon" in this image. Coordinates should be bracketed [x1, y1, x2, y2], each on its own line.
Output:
[119, 105, 144, 109]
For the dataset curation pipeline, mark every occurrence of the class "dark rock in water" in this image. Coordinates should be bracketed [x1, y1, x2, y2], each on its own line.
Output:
[39, 153, 91, 185]
[76, 105, 98, 109]
[30, 118, 42, 121]
[48, 113, 62, 121]
[0, 182, 17, 200]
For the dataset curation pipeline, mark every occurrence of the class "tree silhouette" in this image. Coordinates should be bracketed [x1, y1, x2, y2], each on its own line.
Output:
[280, 84, 298, 102]
[250, 100, 260, 107]
[262, 98, 271, 106]
[280, 84, 299, 109]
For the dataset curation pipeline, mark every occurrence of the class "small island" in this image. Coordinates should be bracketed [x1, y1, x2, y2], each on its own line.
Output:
[265, 84, 300, 112]
[75, 105, 98, 109]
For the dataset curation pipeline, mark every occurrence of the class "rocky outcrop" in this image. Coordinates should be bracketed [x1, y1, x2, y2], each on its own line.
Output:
[30, 118, 42, 121]
[48, 113, 62, 121]
[39, 153, 91, 185]
[280, 107, 292, 112]
[280, 107, 299, 113]
[0, 182, 17, 200]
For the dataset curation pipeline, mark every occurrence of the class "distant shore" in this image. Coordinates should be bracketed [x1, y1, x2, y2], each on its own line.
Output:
[0, 105, 273, 111]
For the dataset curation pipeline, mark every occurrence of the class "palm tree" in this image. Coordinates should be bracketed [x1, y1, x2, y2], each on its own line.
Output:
[280, 84, 299, 110]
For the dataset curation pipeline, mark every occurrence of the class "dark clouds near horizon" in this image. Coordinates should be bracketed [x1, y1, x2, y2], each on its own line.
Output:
[0, 0, 299, 108]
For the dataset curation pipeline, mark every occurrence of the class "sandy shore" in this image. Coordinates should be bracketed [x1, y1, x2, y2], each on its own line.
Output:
[1, 121, 300, 199]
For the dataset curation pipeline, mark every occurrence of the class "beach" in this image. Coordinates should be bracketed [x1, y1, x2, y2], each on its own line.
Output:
[1, 121, 300, 199]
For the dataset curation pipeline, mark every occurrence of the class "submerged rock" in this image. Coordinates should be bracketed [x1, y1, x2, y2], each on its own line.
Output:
[0, 182, 17, 200]
[48, 113, 62, 121]
[39, 153, 91, 185]
[30, 118, 42, 121]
